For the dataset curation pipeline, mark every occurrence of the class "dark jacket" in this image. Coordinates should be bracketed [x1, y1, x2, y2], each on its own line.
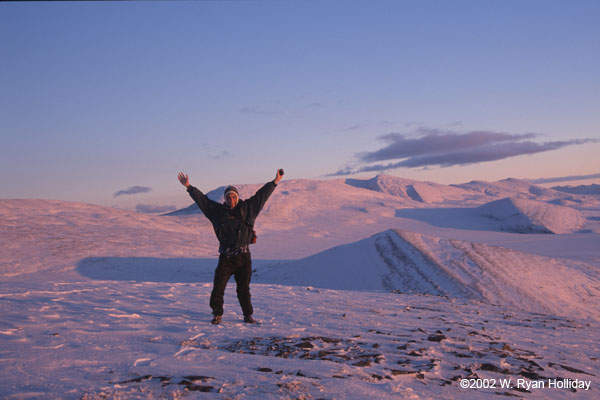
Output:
[187, 181, 277, 251]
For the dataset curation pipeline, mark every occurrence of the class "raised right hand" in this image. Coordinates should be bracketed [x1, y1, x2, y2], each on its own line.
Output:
[178, 172, 190, 187]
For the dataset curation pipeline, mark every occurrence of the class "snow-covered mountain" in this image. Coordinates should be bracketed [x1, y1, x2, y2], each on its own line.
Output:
[167, 175, 599, 242]
[171, 175, 580, 218]
[2, 175, 600, 398]
[552, 183, 600, 195]
[345, 174, 477, 203]
[454, 177, 567, 199]
[476, 197, 586, 234]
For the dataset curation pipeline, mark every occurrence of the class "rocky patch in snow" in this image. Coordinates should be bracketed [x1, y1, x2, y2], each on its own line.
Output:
[71, 286, 598, 399]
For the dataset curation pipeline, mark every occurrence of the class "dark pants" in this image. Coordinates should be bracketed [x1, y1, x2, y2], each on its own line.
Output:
[209, 252, 253, 317]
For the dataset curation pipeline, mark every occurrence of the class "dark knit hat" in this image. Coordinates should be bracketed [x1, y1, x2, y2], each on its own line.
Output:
[224, 186, 239, 198]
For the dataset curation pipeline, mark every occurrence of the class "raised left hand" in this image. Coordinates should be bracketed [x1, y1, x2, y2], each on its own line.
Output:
[274, 168, 284, 185]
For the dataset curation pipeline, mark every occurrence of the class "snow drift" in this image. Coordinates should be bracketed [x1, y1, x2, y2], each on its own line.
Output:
[257, 229, 600, 320]
[476, 197, 585, 234]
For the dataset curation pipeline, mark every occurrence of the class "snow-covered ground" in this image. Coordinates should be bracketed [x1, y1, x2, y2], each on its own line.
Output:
[1, 175, 599, 399]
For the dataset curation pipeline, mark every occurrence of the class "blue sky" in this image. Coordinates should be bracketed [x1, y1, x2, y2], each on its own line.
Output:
[1, 0, 599, 211]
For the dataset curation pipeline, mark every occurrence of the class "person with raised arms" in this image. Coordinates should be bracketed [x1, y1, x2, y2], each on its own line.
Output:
[178, 169, 284, 324]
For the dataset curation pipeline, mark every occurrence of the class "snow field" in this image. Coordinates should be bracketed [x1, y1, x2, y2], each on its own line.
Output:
[1, 280, 598, 399]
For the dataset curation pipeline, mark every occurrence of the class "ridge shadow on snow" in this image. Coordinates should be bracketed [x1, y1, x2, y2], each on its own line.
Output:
[77, 257, 217, 283]
[394, 207, 495, 231]
[76, 257, 284, 283]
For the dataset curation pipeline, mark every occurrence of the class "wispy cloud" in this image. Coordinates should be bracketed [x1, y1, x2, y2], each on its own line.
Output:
[135, 204, 177, 214]
[530, 172, 600, 184]
[238, 106, 283, 115]
[198, 142, 234, 161]
[330, 129, 598, 176]
[209, 150, 233, 160]
[343, 124, 361, 132]
[377, 120, 395, 127]
[114, 186, 152, 197]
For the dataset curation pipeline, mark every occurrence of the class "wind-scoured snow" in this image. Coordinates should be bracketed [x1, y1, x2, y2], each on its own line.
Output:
[1, 175, 600, 399]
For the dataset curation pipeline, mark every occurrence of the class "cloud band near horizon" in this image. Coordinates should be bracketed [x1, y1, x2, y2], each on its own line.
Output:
[530, 172, 600, 185]
[135, 204, 177, 214]
[331, 129, 598, 176]
[114, 186, 152, 197]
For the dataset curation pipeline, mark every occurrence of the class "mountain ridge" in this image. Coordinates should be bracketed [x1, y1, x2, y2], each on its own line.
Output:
[257, 229, 600, 320]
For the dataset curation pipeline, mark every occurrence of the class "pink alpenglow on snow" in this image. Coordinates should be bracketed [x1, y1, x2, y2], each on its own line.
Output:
[1, 175, 599, 398]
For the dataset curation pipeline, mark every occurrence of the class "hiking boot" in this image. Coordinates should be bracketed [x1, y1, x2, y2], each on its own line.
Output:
[244, 315, 256, 324]
[211, 315, 222, 325]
